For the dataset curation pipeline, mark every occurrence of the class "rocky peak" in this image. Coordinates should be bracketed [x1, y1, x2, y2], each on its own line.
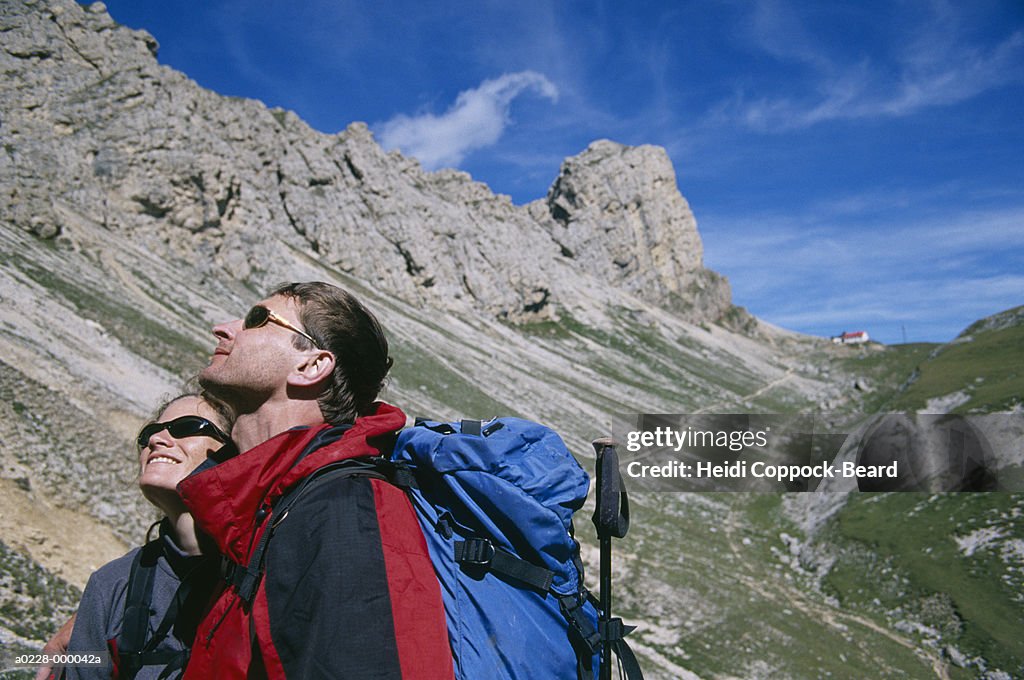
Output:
[537, 140, 732, 322]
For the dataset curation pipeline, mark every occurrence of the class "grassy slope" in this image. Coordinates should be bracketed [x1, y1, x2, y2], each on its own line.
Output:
[824, 493, 1024, 675]
[625, 493, 943, 678]
[891, 322, 1024, 413]
[834, 342, 939, 413]
[780, 309, 1024, 678]
[833, 306, 1024, 414]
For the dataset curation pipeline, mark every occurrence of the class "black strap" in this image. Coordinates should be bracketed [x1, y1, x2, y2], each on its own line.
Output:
[224, 457, 396, 607]
[411, 418, 504, 438]
[460, 419, 482, 436]
[118, 649, 184, 678]
[414, 418, 456, 434]
[599, 618, 644, 680]
[454, 537, 555, 592]
[559, 594, 601, 653]
[560, 595, 644, 680]
[118, 540, 160, 667]
[118, 540, 205, 680]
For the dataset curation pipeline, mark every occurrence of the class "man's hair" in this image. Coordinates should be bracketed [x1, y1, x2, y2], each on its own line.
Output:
[271, 282, 393, 424]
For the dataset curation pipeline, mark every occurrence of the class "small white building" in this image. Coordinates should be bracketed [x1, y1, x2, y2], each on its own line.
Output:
[831, 330, 870, 345]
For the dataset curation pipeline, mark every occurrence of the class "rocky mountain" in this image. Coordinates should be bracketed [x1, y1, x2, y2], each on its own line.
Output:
[2, 0, 733, 328]
[1, 1, 1020, 678]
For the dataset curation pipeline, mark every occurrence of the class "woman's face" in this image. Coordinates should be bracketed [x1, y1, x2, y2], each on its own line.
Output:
[137, 396, 228, 514]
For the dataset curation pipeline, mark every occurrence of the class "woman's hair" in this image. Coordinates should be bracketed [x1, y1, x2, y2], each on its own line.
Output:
[147, 389, 235, 435]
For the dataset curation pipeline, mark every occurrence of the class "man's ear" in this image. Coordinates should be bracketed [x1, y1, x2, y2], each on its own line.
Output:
[290, 350, 335, 389]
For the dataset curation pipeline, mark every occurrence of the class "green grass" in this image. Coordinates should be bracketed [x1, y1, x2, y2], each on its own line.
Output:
[387, 337, 512, 418]
[824, 493, 1024, 675]
[833, 342, 939, 412]
[890, 324, 1024, 413]
[522, 307, 804, 411]
[12, 258, 208, 377]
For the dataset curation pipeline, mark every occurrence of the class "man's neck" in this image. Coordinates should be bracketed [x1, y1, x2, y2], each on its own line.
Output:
[232, 400, 327, 453]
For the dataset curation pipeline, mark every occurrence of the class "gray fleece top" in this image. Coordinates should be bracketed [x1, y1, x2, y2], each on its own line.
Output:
[64, 522, 211, 680]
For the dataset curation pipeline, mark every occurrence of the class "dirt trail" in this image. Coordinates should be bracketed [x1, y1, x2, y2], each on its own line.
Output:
[695, 368, 795, 414]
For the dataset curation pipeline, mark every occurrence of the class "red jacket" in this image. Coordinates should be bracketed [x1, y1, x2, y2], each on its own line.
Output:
[178, 403, 454, 679]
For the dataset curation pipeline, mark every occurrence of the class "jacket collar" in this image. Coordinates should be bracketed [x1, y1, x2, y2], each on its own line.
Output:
[178, 402, 407, 562]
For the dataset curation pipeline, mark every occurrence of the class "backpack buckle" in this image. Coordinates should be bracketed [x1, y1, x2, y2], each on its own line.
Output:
[220, 556, 237, 582]
[456, 537, 496, 566]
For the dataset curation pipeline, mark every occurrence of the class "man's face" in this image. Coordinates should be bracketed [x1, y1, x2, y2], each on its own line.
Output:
[199, 295, 309, 405]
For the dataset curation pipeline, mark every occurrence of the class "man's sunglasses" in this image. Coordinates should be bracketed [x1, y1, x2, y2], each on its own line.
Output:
[243, 305, 322, 349]
[137, 415, 231, 449]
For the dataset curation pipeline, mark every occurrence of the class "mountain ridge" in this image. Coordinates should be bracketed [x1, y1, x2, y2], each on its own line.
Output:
[2, 0, 738, 328]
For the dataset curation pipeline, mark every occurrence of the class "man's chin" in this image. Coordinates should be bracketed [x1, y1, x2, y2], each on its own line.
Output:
[198, 364, 222, 389]
[197, 371, 246, 410]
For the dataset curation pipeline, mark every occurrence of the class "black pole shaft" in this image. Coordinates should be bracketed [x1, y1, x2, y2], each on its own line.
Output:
[593, 438, 617, 680]
[599, 533, 612, 680]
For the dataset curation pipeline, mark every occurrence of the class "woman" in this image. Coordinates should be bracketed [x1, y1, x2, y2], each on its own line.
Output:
[62, 393, 234, 680]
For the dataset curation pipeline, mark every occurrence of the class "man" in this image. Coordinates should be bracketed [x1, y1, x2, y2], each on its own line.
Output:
[178, 282, 454, 680]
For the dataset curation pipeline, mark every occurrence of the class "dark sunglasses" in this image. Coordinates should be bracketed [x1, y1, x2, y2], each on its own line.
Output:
[243, 305, 322, 349]
[137, 415, 231, 449]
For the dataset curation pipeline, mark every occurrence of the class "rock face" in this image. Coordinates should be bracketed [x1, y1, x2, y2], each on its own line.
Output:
[0, 0, 732, 325]
[535, 140, 731, 321]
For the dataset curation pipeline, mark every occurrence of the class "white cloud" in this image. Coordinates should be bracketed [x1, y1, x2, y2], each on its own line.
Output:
[734, 2, 1024, 131]
[744, 0, 833, 70]
[375, 71, 559, 170]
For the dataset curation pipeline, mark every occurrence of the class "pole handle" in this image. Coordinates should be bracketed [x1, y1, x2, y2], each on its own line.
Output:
[592, 439, 630, 539]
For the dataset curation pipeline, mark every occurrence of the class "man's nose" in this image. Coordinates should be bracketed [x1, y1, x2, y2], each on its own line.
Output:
[212, 318, 241, 341]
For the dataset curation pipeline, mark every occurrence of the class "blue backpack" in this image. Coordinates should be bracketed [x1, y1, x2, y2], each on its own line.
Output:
[391, 418, 643, 680]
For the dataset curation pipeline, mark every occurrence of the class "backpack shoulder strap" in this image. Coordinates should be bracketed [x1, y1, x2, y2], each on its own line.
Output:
[118, 540, 186, 679]
[117, 539, 209, 680]
[224, 457, 396, 606]
[119, 540, 161, 657]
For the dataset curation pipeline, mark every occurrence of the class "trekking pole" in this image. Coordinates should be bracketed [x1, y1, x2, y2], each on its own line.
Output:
[591, 437, 637, 680]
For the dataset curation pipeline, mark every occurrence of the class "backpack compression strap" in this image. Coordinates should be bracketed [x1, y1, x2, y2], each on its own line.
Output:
[452, 536, 555, 592]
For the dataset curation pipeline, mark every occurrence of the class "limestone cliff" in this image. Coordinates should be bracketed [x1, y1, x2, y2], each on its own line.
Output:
[1, 0, 733, 325]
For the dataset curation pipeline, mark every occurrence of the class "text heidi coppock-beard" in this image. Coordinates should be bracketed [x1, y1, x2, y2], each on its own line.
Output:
[626, 460, 898, 482]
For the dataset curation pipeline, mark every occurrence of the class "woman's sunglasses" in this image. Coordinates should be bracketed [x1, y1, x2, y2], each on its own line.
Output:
[137, 415, 231, 449]
[243, 305, 322, 349]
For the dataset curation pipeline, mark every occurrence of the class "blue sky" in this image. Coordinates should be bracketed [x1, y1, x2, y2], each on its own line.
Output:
[86, 0, 1024, 344]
